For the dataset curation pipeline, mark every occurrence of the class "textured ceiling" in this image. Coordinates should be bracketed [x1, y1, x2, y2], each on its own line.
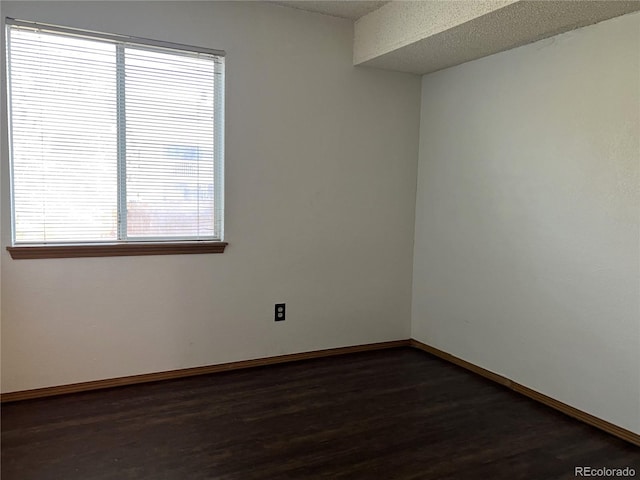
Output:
[274, 0, 640, 75]
[355, 0, 640, 74]
[273, 1, 388, 20]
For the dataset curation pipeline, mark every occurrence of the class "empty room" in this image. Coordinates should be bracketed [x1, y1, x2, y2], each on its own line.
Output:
[1, 0, 639, 478]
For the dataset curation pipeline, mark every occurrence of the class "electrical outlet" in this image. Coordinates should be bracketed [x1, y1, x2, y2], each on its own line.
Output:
[275, 303, 286, 321]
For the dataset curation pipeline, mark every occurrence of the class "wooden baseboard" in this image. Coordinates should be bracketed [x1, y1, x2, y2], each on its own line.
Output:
[409, 339, 640, 448]
[0, 340, 410, 403]
[4, 337, 638, 448]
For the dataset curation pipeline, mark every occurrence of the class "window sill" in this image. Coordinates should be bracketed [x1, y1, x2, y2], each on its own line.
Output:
[7, 242, 228, 259]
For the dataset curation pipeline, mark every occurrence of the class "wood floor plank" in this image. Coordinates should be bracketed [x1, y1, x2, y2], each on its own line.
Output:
[2, 348, 638, 479]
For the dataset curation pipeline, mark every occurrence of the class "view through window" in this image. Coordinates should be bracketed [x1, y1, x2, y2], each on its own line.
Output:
[6, 20, 225, 245]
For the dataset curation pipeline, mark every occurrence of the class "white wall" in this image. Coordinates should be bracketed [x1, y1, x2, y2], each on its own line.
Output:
[0, 1, 421, 393]
[413, 12, 640, 434]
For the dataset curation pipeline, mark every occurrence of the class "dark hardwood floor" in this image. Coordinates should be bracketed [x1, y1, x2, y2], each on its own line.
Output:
[2, 348, 638, 479]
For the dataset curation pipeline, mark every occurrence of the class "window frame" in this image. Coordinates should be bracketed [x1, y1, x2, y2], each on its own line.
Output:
[4, 18, 227, 259]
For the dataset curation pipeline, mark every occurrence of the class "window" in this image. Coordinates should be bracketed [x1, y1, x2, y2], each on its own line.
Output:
[5, 19, 226, 258]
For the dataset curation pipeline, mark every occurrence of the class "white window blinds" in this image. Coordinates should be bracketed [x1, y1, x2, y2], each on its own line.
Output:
[6, 20, 225, 245]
